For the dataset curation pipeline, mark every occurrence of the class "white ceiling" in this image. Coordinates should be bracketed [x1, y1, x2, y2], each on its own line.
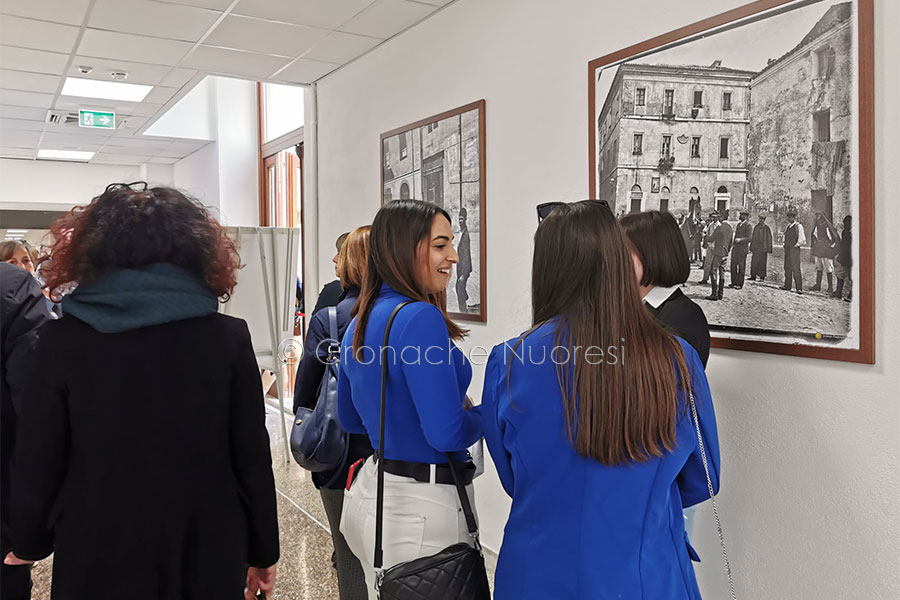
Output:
[0, 0, 453, 165]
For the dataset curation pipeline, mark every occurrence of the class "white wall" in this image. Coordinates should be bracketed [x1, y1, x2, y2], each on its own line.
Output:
[0, 158, 140, 210]
[171, 76, 260, 227]
[311, 0, 900, 598]
[173, 143, 220, 210]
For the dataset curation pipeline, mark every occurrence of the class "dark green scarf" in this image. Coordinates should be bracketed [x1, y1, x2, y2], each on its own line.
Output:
[62, 263, 218, 333]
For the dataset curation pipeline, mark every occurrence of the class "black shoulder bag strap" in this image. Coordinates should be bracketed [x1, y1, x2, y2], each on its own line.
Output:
[373, 301, 483, 571]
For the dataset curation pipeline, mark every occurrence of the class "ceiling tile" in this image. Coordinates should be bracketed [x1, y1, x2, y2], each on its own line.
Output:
[147, 155, 180, 164]
[0, 89, 55, 109]
[181, 45, 291, 78]
[142, 86, 179, 104]
[0, 129, 41, 147]
[156, 0, 235, 10]
[0, 0, 92, 25]
[40, 140, 104, 152]
[0, 105, 49, 121]
[339, 0, 434, 39]
[159, 67, 198, 87]
[204, 15, 330, 58]
[92, 153, 154, 165]
[78, 29, 193, 66]
[89, 0, 222, 43]
[41, 131, 116, 145]
[129, 103, 165, 117]
[102, 137, 172, 150]
[232, 0, 375, 30]
[95, 144, 162, 156]
[0, 69, 60, 94]
[274, 58, 339, 84]
[0, 118, 46, 132]
[165, 140, 209, 153]
[0, 46, 70, 75]
[302, 30, 380, 64]
[413, 0, 453, 5]
[0, 16, 80, 54]
[0, 147, 35, 158]
[68, 56, 172, 86]
[114, 115, 148, 130]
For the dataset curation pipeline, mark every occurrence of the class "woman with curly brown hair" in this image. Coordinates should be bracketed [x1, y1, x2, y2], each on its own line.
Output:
[7, 183, 279, 600]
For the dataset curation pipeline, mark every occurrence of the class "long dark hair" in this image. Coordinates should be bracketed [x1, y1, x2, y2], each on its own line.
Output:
[44, 183, 239, 299]
[526, 201, 691, 465]
[352, 200, 466, 355]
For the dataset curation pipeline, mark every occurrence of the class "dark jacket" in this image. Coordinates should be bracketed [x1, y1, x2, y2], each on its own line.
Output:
[11, 313, 279, 599]
[294, 288, 373, 489]
[710, 221, 734, 257]
[645, 288, 711, 367]
[750, 222, 774, 254]
[311, 279, 343, 316]
[732, 220, 753, 254]
[837, 228, 853, 267]
[1, 264, 50, 555]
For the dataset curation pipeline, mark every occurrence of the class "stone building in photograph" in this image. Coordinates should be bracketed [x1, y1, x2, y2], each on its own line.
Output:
[597, 62, 755, 217]
[746, 3, 853, 241]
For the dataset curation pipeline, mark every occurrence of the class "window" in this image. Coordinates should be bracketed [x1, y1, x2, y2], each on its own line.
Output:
[815, 46, 834, 78]
[384, 149, 390, 168]
[661, 135, 672, 158]
[722, 92, 733, 111]
[814, 109, 831, 142]
[400, 181, 410, 200]
[691, 136, 701, 158]
[693, 90, 703, 108]
[635, 87, 646, 107]
[633, 133, 643, 155]
[262, 83, 304, 143]
[719, 137, 730, 159]
[630, 185, 643, 214]
[426, 121, 439, 133]
[399, 135, 408, 159]
[663, 89, 674, 115]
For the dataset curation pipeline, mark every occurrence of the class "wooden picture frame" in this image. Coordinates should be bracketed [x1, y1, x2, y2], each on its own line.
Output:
[380, 100, 488, 323]
[589, 0, 874, 363]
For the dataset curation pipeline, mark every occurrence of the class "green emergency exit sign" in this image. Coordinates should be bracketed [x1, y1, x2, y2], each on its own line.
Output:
[79, 109, 115, 129]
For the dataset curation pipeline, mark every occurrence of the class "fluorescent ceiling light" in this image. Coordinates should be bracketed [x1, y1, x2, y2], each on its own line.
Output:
[62, 77, 152, 102]
[37, 149, 95, 161]
[6, 229, 28, 234]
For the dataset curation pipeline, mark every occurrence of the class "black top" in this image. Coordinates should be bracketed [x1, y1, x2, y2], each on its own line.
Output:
[294, 287, 373, 489]
[838, 229, 853, 267]
[311, 279, 344, 316]
[11, 313, 279, 598]
[0, 264, 50, 555]
[645, 288, 711, 368]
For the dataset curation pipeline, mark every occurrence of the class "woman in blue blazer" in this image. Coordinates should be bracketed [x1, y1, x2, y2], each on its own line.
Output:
[482, 201, 720, 599]
[337, 200, 482, 599]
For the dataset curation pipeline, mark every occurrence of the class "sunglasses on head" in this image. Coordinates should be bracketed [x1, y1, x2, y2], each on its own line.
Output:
[536, 199, 611, 223]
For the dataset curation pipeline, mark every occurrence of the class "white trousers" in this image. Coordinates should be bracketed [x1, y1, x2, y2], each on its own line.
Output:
[340, 457, 477, 600]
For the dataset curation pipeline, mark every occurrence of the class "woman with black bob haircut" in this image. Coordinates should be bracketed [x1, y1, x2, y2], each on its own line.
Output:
[481, 201, 720, 599]
[620, 210, 711, 367]
[9, 183, 279, 600]
[337, 199, 482, 599]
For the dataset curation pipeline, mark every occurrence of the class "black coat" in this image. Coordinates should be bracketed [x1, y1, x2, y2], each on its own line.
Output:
[311, 279, 344, 316]
[11, 313, 279, 599]
[645, 288, 711, 368]
[1, 264, 51, 555]
[294, 288, 373, 489]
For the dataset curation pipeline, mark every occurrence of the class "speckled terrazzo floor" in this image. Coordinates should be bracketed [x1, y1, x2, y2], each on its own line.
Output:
[26, 400, 494, 599]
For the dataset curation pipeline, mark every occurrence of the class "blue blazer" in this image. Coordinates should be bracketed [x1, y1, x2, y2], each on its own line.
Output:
[482, 324, 720, 599]
[338, 285, 482, 463]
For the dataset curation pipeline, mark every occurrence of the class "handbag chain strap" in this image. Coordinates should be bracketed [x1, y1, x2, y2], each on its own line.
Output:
[688, 391, 737, 600]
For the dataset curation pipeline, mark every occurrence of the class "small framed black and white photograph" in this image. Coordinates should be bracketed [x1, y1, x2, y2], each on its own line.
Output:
[588, 0, 874, 363]
[380, 100, 487, 323]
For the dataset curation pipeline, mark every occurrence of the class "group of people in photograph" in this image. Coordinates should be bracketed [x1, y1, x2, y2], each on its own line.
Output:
[673, 206, 853, 302]
[3, 185, 721, 600]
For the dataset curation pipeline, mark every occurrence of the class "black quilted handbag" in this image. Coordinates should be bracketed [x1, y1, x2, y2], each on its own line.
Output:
[373, 302, 491, 600]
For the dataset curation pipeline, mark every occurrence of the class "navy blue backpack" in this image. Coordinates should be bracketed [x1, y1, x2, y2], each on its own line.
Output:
[290, 306, 349, 476]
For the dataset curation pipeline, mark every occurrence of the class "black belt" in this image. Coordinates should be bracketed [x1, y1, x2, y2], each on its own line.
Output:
[380, 458, 476, 486]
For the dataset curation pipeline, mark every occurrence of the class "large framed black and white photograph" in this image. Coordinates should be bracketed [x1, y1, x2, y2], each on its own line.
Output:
[381, 100, 487, 323]
[589, 0, 874, 363]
